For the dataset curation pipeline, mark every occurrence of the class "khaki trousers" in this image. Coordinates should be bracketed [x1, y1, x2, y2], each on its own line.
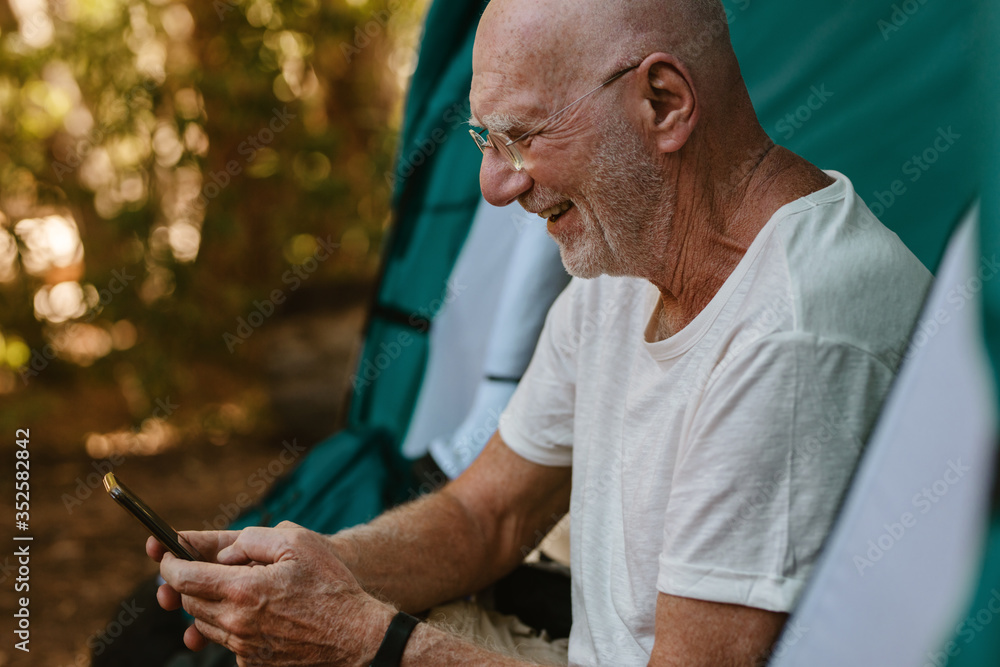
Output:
[427, 599, 569, 666]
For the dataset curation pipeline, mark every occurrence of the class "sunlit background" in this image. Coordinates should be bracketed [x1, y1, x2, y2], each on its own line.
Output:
[0, 0, 429, 445]
[0, 0, 430, 663]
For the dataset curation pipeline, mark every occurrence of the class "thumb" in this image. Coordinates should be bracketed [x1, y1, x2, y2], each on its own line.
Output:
[217, 527, 291, 565]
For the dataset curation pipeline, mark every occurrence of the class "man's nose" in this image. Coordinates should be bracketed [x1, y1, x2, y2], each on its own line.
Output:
[479, 150, 533, 207]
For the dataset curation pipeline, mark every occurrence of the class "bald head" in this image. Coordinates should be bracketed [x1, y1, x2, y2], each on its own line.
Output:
[474, 0, 738, 106]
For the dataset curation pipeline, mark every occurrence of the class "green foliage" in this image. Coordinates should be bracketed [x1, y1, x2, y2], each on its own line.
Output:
[0, 0, 428, 430]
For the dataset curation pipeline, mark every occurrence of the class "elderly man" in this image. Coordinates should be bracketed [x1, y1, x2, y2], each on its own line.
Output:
[149, 0, 931, 664]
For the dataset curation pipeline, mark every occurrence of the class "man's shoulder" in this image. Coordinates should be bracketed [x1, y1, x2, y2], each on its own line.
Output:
[772, 171, 928, 276]
[767, 171, 932, 366]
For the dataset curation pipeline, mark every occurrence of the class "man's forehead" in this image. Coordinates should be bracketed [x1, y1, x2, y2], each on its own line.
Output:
[469, 69, 548, 133]
[470, 0, 613, 131]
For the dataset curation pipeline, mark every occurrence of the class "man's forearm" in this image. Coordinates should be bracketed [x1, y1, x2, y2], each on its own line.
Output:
[330, 487, 506, 612]
[328, 435, 572, 613]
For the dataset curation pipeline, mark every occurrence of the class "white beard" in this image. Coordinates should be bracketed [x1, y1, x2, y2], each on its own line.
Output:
[554, 113, 673, 279]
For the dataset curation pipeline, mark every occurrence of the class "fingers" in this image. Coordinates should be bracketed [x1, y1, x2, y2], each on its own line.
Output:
[147, 535, 167, 562]
[148, 531, 242, 565]
[153, 586, 212, 652]
[168, 591, 228, 650]
[184, 622, 211, 652]
[176, 530, 242, 562]
[217, 526, 297, 565]
[191, 614, 235, 652]
[157, 582, 182, 611]
[160, 553, 229, 601]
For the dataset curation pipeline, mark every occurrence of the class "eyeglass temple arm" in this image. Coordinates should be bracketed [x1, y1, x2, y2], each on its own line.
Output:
[504, 64, 640, 146]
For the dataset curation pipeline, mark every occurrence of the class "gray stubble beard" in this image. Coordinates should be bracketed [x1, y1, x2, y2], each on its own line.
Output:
[558, 111, 674, 280]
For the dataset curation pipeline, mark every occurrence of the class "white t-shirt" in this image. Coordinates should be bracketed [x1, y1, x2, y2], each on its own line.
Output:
[498, 171, 932, 666]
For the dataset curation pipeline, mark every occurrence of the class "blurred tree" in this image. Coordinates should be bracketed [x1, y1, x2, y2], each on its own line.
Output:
[0, 0, 429, 448]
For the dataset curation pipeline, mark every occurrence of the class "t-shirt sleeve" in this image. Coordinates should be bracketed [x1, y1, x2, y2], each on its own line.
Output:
[657, 332, 895, 612]
[497, 280, 579, 468]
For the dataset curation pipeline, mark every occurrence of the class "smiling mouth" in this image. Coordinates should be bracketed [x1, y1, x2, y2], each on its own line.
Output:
[538, 201, 574, 222]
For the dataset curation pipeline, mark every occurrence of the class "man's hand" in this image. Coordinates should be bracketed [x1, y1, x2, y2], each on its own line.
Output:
[150, 521, 393, 666]
[146, 529, 241, 566]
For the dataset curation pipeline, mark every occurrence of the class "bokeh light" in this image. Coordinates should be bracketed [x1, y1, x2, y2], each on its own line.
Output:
[33, 281, 88, 323]
[13, 214, 84, 276]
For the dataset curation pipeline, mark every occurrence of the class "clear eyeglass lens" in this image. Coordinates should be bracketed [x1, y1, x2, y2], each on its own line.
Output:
[502, 142, 524, 171]
[470, 128, 488, 152]
[469, 129, 524, 171]
[496, 141, 523, 171]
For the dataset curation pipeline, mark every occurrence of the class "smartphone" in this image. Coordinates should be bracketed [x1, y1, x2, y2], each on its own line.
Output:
[103, 472, 204, 561]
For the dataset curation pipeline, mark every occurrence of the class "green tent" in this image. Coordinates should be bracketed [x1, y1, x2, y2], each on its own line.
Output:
[722, 0, 981, 271]
[940, 1, 1000, 664]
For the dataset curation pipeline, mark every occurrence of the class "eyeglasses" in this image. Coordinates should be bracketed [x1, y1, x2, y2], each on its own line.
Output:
[469, 64, 640, 171]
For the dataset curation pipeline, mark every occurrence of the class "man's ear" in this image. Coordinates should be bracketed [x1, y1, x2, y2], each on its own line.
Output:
[639, 54, 699, 154]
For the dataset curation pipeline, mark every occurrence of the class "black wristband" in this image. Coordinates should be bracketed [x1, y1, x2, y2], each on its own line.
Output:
[370, 611, 421, 667]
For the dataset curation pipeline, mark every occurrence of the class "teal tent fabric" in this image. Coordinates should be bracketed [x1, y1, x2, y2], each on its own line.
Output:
[724, 0, 981, 270]
[347, 0, 489, 446]
[233, 0, 489, 531]
[940, 1, 1000, 665]
[946, 515, 1000, 667]
[978, 0, 1000, 418]
[230, 427, 404, 530]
